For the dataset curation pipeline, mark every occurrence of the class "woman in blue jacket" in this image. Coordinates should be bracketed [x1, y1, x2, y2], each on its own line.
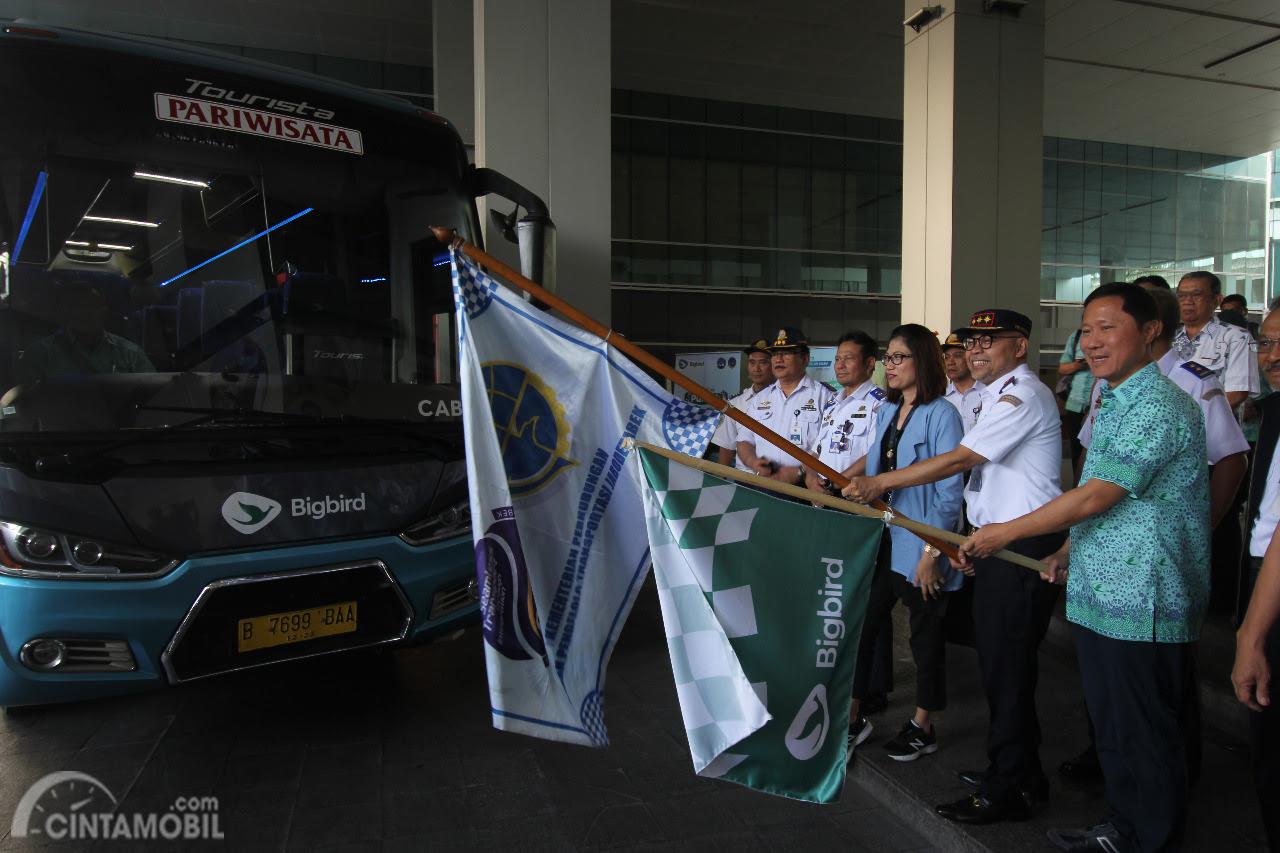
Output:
[847, 323, 965, 762]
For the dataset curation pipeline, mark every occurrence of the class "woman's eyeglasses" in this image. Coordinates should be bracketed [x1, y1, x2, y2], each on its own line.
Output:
[882, 352, 915, 366]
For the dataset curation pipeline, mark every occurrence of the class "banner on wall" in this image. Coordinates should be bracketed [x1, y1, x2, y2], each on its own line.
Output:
[674, 352, 743, 403]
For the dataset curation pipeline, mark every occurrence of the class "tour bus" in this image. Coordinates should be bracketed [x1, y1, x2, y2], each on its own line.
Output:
[0, 22, 552, 706]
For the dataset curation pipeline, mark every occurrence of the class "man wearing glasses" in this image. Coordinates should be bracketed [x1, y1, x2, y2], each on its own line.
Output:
[1173, 270, 1258, 409]
[843, 308, 1064, 824]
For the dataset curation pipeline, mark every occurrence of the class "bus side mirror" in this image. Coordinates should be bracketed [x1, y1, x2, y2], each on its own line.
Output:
[517, 215, 555, 295]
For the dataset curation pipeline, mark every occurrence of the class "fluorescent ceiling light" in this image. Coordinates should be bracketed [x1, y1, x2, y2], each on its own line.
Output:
[83, 215, 160, 228]
[65, 240, 90, 247]
[98, 243, 134, 252]
[133, 170, 209, 189]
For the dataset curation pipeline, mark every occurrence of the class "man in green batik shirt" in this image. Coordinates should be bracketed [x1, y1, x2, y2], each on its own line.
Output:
[957, 282, 1208, 853]
[20, 285, 153, 381]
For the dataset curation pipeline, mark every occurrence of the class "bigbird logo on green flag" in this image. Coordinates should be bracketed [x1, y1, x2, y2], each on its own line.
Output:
[635, 446, 882, 803]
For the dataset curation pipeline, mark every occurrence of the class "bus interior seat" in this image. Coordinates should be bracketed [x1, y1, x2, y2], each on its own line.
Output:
[175, 287, 203, 354]
[282, 272, 345, 317]
[136, 305, 177, 369]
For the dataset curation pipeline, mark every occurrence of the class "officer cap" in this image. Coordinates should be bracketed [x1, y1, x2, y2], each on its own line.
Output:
[960, 309, 1033, 338]
[745, 338, 770, 356]
[941, 330, 966, 350]
[768, 327, 809, 351]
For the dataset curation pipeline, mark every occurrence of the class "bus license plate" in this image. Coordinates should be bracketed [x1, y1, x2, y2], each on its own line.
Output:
[237, 601, 358, 653]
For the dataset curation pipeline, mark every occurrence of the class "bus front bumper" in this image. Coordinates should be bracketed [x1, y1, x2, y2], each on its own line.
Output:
[0, 534, 477, 708]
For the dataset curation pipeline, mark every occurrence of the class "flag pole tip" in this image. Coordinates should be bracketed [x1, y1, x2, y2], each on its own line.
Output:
[622, 437, 636, 451]
[430, 226, 461, 248]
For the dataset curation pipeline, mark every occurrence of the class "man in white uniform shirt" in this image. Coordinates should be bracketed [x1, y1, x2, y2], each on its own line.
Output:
[712, 338, 772, 472]
[804, 329, 885, 493]
[941, 330, 985, 434]
[1173, 270, 1258, 408]
[736, 326, 834, 485]
[844, 308, 1064, 825]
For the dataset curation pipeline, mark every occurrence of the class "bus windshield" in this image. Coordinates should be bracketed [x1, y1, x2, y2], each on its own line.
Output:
[0, 37, 476, 437]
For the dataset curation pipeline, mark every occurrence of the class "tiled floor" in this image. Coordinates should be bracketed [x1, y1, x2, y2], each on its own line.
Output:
[0, 587, 937, 852]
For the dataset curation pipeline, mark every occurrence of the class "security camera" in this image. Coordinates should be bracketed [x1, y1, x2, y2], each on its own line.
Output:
[904, 5, 944, 32]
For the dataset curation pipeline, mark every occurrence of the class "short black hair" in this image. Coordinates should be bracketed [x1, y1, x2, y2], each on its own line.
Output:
[1132, 274, 1170, 290]
[1084, 281, 1158, 329]
[1221, 293, 1247, 310]
[1147, 286, 1179, 344]
[1179, 270, 1221, 295]
[837, 330, 878, 361]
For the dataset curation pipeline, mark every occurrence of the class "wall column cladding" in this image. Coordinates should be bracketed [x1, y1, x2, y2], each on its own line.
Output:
[900, 0, 1044, 345]
[474, 0, 611, 322]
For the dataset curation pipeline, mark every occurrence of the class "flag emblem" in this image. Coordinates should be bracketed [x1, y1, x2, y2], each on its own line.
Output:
[483, 362, 576, 496]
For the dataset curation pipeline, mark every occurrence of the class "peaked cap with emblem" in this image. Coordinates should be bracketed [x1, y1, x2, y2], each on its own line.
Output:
[745, 337, 770, 356]
[941, 330, 966, 350]
[960, 308, 1033, 338]
[768, 326, 809, 351]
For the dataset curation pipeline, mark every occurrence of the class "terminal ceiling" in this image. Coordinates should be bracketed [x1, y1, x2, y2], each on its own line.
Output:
[613, 0, 1280, 157]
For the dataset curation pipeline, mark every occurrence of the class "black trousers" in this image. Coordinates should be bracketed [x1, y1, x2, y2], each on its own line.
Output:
[1075, 625, 1190, 853]
[1247, 557, 1280, 851]
[851, 535, 949, 712]
[972, 531, 1065, 801]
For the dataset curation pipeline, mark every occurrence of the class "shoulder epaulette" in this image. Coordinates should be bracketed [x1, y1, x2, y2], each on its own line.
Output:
[1179, 361, 1214, 379]
[998, 375, 1018, 393]
[868, 387, 886, 400]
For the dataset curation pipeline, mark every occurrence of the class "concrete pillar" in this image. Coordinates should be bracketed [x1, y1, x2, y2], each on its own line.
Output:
[432, 0, 476, 151]
[474, 0, 611, 323]
[900, 1, 1044, 349]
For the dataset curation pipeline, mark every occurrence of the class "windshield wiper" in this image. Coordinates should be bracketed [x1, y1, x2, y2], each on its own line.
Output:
[31, 406, 460, 474]
[33, 406, 323, 473]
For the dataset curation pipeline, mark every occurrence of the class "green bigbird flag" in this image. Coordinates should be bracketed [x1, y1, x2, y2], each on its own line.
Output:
[636, 446, 882, 803]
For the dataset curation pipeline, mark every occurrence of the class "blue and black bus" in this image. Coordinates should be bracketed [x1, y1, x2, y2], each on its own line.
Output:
[0, 21, 551, 706]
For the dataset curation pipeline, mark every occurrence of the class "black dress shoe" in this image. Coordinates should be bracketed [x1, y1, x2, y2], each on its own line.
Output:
[1059, 746, 1103, 782]
[957, 770, 1047, 804]
[936, 793, 1030, 825]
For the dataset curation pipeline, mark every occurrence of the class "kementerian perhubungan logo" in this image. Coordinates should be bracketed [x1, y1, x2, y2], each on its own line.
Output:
[10, 771, 223, 841]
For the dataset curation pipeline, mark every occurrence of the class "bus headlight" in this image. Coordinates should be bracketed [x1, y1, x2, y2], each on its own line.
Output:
[0, 521, 178, 579]
[399, 498, 472, 546]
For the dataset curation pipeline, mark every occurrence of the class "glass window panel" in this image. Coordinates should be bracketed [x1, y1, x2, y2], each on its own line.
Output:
[742, 103, 777, 131]
[846, 114, 879, 140]
[741, 164, 777, 246]
[776, 166, 808, 248]
[668, 95, 706, 123]
[705, 99, 742, 126]
[669, 156, 706, 244]
[706, 160, 741, 245]
[630, 153, 669, 242]
[630, 91, 669, 119]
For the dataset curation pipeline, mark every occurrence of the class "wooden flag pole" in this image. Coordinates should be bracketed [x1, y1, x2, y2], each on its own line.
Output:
[632, 441, 1052, 578]
[432, 226, 961, 561]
